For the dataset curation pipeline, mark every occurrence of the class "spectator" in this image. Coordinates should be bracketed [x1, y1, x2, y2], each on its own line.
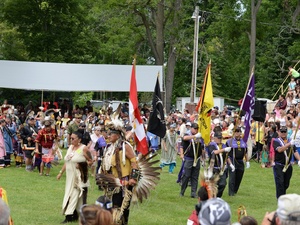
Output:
[261, 193, 300, 225]
[24, 101, 34, 115]
[198, 197, 231, 225]
[187, 186, 209, 225]
[288, 66, 300, 85]
[0, 120, 6, 168]
[274, 94, 287, 111]
[239, 216, 258, 225]
[79, 204, 113, 225]
[0, 198, 10, 225]
[288, 77, 296, 92]
[83, 101, 93, 113]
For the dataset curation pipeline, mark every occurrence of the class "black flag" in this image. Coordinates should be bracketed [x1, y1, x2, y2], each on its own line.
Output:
[147, 77, 166, 138]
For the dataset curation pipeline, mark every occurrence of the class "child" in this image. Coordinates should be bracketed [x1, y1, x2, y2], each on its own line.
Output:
[288, 77, 296, 92]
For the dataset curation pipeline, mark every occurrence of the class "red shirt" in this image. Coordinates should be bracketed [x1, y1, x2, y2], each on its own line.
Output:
[35, 128, 57, 148]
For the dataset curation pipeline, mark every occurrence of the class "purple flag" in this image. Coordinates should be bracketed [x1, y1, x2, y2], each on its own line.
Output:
[241, 73, 255, 143]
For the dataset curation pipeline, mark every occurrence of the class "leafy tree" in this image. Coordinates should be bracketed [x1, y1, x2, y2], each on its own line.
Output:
[2, 0, 100, 63]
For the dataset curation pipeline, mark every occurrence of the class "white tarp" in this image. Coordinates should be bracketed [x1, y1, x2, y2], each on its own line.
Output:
[0, 60, 163, 92]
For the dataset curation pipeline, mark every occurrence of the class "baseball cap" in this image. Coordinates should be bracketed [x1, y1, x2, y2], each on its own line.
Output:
[277, 194, 300, 221]
[199, 198, 231, 225]
[28, 116, 35, 120]
[191, 123, 199, 129]
[186, 122, 191, 127]
[214, 132, 222, 139]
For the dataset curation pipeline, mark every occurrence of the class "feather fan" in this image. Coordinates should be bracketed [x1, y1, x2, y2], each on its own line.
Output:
[132, 152, 161, 204]
[96, 173, 122, 188]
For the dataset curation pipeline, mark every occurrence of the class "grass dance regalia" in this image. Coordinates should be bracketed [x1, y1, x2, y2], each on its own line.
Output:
[96, 119, 160, 225]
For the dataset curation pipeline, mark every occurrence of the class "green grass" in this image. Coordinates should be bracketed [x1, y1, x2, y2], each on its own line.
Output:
[1, 150, 300, 225]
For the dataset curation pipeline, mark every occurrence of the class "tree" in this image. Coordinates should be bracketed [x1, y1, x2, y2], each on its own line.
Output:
[2, 0, 100, 63]
[249, 0, 262, 75]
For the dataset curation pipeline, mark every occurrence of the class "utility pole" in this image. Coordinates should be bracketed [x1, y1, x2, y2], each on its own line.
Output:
[190, 6, 199, 103]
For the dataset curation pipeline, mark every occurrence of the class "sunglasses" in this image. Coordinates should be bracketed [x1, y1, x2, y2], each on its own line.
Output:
[280, 130, 287, 133]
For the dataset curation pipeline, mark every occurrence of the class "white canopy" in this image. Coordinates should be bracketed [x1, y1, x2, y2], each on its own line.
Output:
[0, 60, 163, 92]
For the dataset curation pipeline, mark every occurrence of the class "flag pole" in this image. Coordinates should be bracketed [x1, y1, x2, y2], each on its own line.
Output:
[220, 67, 255, 175]
[240, 66, 254, 110]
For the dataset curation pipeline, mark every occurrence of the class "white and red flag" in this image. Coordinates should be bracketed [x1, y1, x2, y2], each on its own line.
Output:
[129, 59, 148, 155]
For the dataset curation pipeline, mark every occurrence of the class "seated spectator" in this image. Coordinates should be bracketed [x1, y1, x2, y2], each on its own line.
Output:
[187, 186, 209, 225]
[198, 197, 231, 225]
[286, 104, 297, 119]
[0, 198, 10, 225]
[288, 77, 296, 92]
[261, 193, 300, 225]
[286, 91, 294, 108]
[239, 216, 258, 225]
[274, 94, 287, 111]
[79, 204, 113, 225]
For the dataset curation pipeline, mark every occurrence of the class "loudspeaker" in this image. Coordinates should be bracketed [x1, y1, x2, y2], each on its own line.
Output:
[252, 100, 267, 122]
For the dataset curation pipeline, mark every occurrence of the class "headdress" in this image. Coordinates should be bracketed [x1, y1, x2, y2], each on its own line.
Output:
[106, 104, 126, 138]
[106, 119, 126, 138]
[200, 155, 219, 199]
[41, 116, 55, 126]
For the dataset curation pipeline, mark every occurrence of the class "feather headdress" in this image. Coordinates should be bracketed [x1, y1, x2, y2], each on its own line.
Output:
[200, 154, 219, 199]
[106, 118, 126, 138]
[40, 116, 55, 126]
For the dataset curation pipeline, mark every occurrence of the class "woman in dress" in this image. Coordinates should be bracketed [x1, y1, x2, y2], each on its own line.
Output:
[0, 119, 6, 168]
[160, 123, 178, 173]
[57, 131, 92, 223]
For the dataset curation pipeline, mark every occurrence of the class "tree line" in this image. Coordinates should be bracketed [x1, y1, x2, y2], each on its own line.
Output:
[0, 0, 299, 111]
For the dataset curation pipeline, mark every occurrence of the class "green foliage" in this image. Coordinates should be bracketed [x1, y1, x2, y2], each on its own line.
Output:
[72, 92, 94, 107]
[0, 0, 300, 108]
[2, 0, 101, 63]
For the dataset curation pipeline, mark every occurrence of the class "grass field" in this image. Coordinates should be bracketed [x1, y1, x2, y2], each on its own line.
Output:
[1, 150, 300, 225]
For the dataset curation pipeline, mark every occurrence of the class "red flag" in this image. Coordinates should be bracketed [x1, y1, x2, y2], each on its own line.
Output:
[129, 59, 148, 155]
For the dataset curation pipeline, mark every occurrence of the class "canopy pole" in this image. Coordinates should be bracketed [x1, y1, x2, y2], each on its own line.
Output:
[41, 90, 44, 107]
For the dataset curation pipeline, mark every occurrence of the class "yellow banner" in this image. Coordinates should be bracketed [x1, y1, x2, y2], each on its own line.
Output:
[198, 63, 214, 145]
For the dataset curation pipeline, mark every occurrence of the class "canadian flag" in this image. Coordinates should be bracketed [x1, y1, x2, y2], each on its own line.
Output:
[129, 59, 148, 155]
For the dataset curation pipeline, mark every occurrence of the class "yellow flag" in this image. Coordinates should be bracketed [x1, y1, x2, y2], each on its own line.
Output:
[198, 62, 214, 145]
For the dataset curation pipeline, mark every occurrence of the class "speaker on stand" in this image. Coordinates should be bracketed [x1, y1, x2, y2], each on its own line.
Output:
[252, 100, 267, 122]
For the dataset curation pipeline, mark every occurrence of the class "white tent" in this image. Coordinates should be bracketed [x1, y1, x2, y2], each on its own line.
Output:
[0, 60, 163, 92]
